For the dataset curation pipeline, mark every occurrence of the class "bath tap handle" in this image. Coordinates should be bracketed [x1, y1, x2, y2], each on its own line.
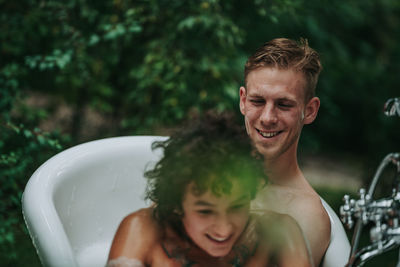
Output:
[384, 97, 400, 117]
[341, 194, 354, 229]
[358, 188, 369, 205]
[370, 214, 384, 243]
[357, 188, 371, 224]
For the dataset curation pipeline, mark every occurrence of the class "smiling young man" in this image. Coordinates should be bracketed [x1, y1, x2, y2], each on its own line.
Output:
[239, 38, 348, 266]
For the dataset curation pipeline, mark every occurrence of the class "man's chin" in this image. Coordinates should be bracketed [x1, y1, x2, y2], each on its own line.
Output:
[254, 143, 279, 160]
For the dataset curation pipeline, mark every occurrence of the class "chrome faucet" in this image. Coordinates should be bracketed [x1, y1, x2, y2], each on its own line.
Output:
[340, 98, 400, 267]
[384, 97, 400, 117]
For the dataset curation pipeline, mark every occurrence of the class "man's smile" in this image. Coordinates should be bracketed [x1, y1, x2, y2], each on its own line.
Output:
[256, 129, 283, 138]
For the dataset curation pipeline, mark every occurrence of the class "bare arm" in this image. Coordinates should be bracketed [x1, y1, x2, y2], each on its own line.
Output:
[291, 199, 331, 266]
[107, 208, 159, 266]
[277, 215, 313, 267]
[250, 212, 313, 267]
[252, 186, 330, 266]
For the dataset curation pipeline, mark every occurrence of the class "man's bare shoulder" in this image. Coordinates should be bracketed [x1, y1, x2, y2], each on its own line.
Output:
[256, 210, 303, 236]
[256, 184, 330, 236]
[287, 192, 330, 235]
[252, 184, 331, 266]
[287, 188, 328, 218]
[250, 210, 313, 267]
[108, 208, 162, 262]
[253, 185, 326, 215]
[292, 193, 331, 266]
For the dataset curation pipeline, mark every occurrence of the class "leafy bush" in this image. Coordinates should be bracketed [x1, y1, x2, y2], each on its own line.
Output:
[0, 82, 63, 259]
[0, 121, 62, 257]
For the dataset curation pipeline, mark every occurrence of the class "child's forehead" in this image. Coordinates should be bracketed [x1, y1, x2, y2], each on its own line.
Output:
[184, 180, 251, 201]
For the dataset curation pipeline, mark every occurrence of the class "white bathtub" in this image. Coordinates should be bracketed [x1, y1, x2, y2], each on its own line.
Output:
[22, 136, 349, 267]
[22, 136, 166, 267]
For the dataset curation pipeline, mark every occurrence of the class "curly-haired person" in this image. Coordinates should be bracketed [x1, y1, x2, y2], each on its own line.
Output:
[107, 113, 312, 267]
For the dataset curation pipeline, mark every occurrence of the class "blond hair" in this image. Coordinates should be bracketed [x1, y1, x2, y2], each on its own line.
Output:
[244, 38, 322, 100]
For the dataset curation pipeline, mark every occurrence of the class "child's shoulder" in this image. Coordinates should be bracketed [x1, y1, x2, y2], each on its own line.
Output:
[108, 208, 163, 263]
[122, 208, 160, 230]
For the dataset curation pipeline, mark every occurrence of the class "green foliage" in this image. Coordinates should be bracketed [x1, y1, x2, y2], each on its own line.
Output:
[300, 0, 400, 159]
[0, 121, 62, 259]
[123, 1, 245, 128]
[2, 0, 300, 137]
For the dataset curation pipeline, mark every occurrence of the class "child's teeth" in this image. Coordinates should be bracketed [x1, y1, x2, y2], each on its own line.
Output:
[209, 235, 228, 242]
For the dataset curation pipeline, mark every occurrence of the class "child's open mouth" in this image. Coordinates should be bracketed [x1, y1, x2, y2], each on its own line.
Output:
[206, 234, 232, 244]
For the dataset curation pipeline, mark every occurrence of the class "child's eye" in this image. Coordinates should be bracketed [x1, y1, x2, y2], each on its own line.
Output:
[197, 210, 213, 215]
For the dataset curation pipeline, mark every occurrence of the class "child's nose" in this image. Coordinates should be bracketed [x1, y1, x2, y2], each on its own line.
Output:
[213, 218, 233, 237]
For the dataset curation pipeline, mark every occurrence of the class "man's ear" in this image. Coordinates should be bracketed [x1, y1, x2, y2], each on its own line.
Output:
[239, 86, 247, 115]
[303, 97, 320, 125]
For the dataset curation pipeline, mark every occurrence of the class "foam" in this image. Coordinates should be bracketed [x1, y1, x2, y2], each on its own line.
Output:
[75, 242, 108, 267]
[106, 256, 144, 267]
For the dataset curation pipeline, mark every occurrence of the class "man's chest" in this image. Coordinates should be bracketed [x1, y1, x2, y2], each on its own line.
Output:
[252, 187, 298, 213]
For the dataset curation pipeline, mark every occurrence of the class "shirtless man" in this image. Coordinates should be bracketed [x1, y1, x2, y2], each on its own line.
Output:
[239, 38, 339, 266]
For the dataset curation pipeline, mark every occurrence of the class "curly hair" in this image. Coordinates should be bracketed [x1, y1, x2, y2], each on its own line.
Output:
[244, 38, 322, 101]
[145, 112, 266, 230]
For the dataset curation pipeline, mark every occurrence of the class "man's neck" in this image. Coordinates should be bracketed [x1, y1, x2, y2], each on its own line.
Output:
[263, 152, 313, 191]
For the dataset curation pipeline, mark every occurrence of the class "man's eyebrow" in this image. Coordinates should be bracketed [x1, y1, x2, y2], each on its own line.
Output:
[247, 93, 264, 98]
[277, 97, 297, 103]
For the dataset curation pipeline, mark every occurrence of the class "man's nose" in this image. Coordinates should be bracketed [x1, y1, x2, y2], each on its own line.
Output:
[260, 104, 278, 125]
